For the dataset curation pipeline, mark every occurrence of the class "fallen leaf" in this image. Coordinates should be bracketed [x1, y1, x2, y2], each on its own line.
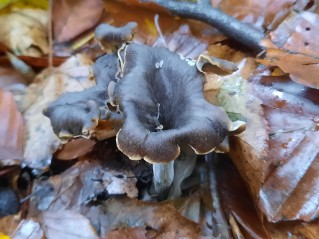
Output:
[53, 0, 104, 43]
[41, 210, 98, 239]
[0, 215, 21, 237]
[205, 63, 269, 197]
[83, 197, 202, 239]
[22, 54, 95, 169]
[0, 66, 27, 91]
[206, 53, 319, 222]
[261, 11, 319, 89]
[55, 138, 96, 160]
[0, 8, 49, 57]
[105, 227, 152, 239]
[0, 90, 24, 164]
[13, 219, 44, 239]
[29, 159, 137, 214]
[210, 0, 309, 30]
[251, 75, 319, 222]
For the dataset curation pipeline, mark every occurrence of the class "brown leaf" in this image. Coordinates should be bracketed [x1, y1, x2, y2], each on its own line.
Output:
[0, 66, 27, 91]
[29, 159, 137, 214]
[0, 90, 24, 163]
[83, 197, 201, 239]
[41, 210, 98, 239]
[105, 227, 152, 239]
[215, 155, 319, 239]
[210, 0, 308, 30]
[55, 138, 96, 160]
[22, 54, 95, 169]
[261, 11, 319, 89]
[0, 9, 49, 57]
[251, 76, 319, 222]
[53, 0, 104, 43]
[208, 58, 319, 222]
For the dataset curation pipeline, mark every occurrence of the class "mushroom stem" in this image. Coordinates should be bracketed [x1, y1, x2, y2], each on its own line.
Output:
[151, 161, 175, 198]
[168, 152, 197, 199]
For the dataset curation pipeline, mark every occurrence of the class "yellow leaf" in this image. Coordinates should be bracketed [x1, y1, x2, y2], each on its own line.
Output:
[0, 233, 11, 239]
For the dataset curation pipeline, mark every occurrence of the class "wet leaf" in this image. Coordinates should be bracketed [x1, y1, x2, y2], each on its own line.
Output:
[83, 197, 202, 239]
[0, 8, 49, 57]
[23, 54, 95, 169]
[55, 138, 96, 160]
[261, 11, 319, 89]
[53, 0, 104, 43]
[13, 219, 44, 239]
[105, 227, 152, 239]
[0, 90, 24, 164]
[251, 75, 319, 222]
[41, 210, 98, 239]
[210, 0, 309, 30]
[30, 159, 137, 213]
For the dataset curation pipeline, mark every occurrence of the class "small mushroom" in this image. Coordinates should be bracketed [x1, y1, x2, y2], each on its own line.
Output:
[95, 22, 138, 52]
[43, 53, 120, 141]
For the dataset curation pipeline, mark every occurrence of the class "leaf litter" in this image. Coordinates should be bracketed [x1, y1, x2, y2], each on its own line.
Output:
[1, 0, 319, 238]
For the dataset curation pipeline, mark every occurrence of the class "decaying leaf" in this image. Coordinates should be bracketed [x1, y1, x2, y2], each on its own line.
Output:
[53, 0, 104, 43]
[41, 210, 98, 239]
[0, 90, 24, 164]
[13, 219, 44, 239]
[105, 227, 153, 239]
[251, 76, 319, 222]
[210, 0, 310, 30]
[23, 54, 95, 169]
[29, 159, 137, 214]
[205, 60, 269, 197]
[55, 138, 96, 160]
[83, 197, 202, 239]
[261, 11, 319, 89]
[0, 8, 49, 57]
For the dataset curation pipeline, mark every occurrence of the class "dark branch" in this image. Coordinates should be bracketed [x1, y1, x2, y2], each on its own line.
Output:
[143, 0, 264, 52]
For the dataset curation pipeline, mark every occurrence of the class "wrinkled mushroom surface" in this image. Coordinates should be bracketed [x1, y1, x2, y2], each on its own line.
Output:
[43, 53, 119, 140]
[114, 43, 232, 163]
[95, 22, 137, 51]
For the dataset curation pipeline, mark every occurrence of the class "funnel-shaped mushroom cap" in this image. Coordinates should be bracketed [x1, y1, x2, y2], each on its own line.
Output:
[114, 44, 232, 163]
[43, 54, 119, 140]
[95, 22, 137, 51]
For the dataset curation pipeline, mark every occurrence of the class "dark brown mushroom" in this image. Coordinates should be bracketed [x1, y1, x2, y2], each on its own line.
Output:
[113, 43, 233, 163]
[94, 22, 138, 52]
[43, 53, 120, 141]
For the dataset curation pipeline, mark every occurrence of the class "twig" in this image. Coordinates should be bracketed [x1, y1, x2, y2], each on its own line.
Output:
[143, 0, 264, 52]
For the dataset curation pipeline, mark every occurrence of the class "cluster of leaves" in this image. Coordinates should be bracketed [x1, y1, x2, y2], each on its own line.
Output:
[0, 0, 319, 238]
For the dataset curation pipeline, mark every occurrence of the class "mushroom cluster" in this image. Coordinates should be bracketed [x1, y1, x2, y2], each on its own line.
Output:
[44, 22, 242, 198]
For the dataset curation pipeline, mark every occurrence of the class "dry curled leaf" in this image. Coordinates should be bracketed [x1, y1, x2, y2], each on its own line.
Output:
[0, 90, 24, 164]
[261, 11, 319, 89]
[0, 8, 49, 57]
[23, 54, 95, 169]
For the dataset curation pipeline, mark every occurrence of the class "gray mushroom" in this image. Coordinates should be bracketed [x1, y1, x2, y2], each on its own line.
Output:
[95, 22, 138, 52]
[43, 53, 120, 141]
[113, 43, 232, 164]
